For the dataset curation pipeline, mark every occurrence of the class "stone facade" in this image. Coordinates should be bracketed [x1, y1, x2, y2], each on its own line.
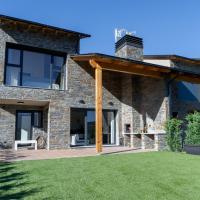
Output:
[0, 20, 173, 150]
[0, 21, 125, 149]
[115, 35, 169, 150]
[131, 134, 141, 148]
[115, 45, 143, 61]
[0, 21, 77, 149]
[0, 105, 47, 148]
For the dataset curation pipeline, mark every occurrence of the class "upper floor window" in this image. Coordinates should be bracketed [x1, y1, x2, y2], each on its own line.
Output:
[5, 46, 66, 90]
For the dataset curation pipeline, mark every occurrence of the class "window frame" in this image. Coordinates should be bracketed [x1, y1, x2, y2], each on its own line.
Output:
[15, 110, 43, 140]
[4, 43, 66, 90]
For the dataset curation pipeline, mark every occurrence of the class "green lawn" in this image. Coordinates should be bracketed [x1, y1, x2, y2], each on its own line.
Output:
[1, 152, 200, 200]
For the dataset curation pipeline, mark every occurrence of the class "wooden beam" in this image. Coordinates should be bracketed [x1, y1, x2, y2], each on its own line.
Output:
[89, 59, 103, 153]
[175, 75, 200, 84]
[95, 57, 170, 73]
[97, 62, 165, 79]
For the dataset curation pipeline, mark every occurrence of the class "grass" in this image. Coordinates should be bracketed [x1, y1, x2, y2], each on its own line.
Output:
[1, 152, 200, 199]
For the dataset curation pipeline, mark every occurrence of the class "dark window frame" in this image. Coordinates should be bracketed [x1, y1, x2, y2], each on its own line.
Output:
[4, 43, 66, 90]
[70, 107, 117, 145]
[15, 110, 43, 140]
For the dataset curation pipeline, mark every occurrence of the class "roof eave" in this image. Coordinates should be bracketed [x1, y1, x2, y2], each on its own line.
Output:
[0, 14, 91, 39]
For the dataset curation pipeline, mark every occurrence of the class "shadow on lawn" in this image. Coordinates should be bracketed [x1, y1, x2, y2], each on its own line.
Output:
[0, 162, 38, 199]
[0, 160, 46, 199]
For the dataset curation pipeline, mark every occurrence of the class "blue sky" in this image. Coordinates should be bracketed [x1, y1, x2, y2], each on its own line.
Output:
[0, 0, 200, 57]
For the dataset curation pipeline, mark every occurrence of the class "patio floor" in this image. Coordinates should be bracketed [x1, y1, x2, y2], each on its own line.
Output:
[0, 146, 156, 162]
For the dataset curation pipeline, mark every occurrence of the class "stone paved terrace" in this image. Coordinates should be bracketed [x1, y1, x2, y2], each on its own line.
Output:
[0, 147, 156, 162]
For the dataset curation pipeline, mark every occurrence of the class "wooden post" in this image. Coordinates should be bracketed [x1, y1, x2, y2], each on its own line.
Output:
[89, 60, 103, 153]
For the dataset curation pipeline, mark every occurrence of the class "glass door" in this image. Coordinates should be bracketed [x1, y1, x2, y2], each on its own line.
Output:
[87, 111, 95, 145]
[70, 109, 116, 146]
[103, 111, 116, 145]
[16, 112, 32, 141]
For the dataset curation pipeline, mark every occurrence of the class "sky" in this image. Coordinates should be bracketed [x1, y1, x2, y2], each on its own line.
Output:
[0, 0, 200, 57]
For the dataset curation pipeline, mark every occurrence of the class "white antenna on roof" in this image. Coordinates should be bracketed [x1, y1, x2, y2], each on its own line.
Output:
[114, 28, 136, 42]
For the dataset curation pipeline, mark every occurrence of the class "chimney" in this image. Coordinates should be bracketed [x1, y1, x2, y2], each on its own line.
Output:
[115, 34, 143, 61]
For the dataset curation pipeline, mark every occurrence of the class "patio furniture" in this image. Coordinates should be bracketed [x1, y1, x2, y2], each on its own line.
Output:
[14, 140, 37, 150]
[71, 134, 88, 146]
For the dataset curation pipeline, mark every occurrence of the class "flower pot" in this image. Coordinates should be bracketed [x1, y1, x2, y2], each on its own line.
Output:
[184, 144, 200, 155]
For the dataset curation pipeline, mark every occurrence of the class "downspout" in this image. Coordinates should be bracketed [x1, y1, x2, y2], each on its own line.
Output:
[47, 101, 51, 151]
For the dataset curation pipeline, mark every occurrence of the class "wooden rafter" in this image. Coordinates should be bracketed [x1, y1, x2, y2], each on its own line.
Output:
[97, 62, 165, 79]
[72, 54, 200, 84]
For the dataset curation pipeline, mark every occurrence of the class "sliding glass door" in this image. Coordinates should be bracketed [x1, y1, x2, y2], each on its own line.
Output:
[86, 111, 95, 145]
[16, 112, 32, 141]
[70, 108, 116, 146]
[16, 111, 43, 141]
[103, 111, 115, 145]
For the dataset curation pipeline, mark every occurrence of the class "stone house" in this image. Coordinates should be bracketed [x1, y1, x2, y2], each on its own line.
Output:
[0, 15, 200, 151]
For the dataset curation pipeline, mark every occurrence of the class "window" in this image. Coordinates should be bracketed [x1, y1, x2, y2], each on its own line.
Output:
[7, 49, 21, 65]
[6, 66, 21, 86]
[22, 51, 51, 88]
[33, 111, 42, 128]
[5, 46, 65, 90]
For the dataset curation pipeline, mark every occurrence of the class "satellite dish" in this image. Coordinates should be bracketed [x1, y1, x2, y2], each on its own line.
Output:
[114, 28, 136, 42]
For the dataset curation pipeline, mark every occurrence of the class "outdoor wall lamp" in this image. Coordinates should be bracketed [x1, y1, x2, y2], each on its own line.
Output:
[108, 101, 114, 106]
[79, 100, 85, 104]
[17, 101, 24, 104]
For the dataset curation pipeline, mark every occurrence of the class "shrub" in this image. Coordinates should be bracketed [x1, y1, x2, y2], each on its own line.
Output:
[185, 111, 200, 145]
[165, 118, 183, 151]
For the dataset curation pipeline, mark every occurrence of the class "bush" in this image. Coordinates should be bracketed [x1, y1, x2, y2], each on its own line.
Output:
[185, 111, 200, 145]
[165, 118, 183, 151]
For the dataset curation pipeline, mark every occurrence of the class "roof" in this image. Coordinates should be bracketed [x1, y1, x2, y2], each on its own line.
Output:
[144, 54, 200, 65]
[71, 53, 200, 84]
[0, 14, 90, 39]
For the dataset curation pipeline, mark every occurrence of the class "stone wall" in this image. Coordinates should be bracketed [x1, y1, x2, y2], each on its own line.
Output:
[0, 22, 78, 149]
[121, 74, 133, 134]
[0, 105, 47, 148]
[0, 23, 124, 149]
[142, 134, 155, 149]
[155, 134, 167, 151]
[131, 134, 141, 148]
[115, 45, 143, 61]
[0, 22, 79, 85]
[0, 21, 171, 150]
[137, 77, 169, 133]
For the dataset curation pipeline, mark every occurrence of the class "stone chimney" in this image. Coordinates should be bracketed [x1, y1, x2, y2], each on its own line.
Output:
[115, 34, 143, 61]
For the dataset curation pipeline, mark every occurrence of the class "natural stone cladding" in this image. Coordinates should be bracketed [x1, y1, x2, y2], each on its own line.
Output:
[0, 21, 177, 150]
[115, 45, 143, 61]
[0, 21, 124, 149]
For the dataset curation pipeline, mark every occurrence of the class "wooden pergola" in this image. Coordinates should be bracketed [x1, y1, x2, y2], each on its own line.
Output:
[71, 53, 200, 153]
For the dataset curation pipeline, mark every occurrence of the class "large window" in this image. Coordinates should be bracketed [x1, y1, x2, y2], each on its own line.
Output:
[70, 108, 116, 146]
[5, 46, 65, 90]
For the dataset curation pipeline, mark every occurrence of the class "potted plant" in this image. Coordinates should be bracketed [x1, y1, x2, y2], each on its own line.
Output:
[184, 111, 200, 155]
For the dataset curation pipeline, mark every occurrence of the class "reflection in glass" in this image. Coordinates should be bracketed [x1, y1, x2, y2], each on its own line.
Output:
[6, 66, 21, 86]
[22, 51, 51, 88]
[8, 49, 20, 65]
[6, 48, 65, 90]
